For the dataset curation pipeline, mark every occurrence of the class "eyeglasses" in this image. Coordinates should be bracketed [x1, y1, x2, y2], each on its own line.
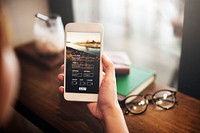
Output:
[119, 89, 177, 115]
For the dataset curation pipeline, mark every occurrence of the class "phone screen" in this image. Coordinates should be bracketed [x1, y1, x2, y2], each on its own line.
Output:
[65, 32, 101, 93]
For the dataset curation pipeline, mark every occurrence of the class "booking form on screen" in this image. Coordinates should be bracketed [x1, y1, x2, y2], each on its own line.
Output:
[65, 32, 101, 93]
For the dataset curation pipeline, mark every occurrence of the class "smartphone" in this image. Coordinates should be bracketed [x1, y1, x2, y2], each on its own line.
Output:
[64, 23, 103, 102]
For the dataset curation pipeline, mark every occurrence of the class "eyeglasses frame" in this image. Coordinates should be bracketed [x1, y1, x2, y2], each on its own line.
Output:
[119, 89, 177, 115]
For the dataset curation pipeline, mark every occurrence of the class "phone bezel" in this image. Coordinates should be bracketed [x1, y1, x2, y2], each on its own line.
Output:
[64, 23, 103, 102]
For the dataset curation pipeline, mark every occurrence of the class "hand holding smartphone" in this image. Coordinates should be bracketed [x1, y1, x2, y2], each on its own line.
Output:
[64, 23, 103, 102]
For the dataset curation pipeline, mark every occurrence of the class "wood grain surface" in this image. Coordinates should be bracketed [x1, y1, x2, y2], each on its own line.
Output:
[15, 44, 200, 133]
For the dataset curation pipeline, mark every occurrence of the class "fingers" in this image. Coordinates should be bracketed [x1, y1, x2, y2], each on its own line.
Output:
[57, 74, 64, 82]
[86, 103, 94, 109]
[102, 54, 115, 77]
[61, 64, 64, 71]
[59, 86, 64, 93]
[58, 65, 64, 94]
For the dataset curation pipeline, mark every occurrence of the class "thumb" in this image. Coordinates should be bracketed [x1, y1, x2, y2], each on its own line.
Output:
[102, 54, 115, 77]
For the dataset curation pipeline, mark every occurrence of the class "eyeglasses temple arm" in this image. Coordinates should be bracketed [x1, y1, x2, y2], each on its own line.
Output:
[118, 99, 126, 107]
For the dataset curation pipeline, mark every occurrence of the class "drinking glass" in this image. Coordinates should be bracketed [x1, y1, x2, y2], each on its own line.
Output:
[34, 13, 64, 56]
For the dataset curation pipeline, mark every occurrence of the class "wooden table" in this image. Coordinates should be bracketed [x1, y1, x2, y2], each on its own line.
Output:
[15, 45, 200, 133]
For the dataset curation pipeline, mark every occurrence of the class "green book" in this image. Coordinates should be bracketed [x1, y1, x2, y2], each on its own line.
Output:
[116, 64, 156, 100]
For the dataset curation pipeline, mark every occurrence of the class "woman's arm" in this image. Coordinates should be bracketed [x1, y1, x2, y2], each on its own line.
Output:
[58, 54, 129, 133]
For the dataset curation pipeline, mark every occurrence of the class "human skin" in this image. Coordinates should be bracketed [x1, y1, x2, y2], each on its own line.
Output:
[57, 54, 129, 133]
[0, 6, 20, 126]
[0, 47, 20, 126]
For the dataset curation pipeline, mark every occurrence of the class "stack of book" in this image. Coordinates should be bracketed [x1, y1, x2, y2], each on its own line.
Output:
[105, 51, 131, 75]
[106, 51, 156, 100]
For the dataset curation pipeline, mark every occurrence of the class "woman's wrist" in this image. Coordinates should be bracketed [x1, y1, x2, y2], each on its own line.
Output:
[100, 104, 129, 133]
[101, 103, 122, 119]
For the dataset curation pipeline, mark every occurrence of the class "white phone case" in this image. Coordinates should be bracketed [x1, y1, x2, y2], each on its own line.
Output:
[64, 23, 103, 102]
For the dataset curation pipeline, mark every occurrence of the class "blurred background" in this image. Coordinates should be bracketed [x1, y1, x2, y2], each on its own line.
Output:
[1, 0, 185, 132]
[2, 0, 185, 87]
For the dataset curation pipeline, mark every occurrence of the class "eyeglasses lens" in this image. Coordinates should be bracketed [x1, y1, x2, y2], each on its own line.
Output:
[125, 96, 147, 114]
[153, 91, 175, 109]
